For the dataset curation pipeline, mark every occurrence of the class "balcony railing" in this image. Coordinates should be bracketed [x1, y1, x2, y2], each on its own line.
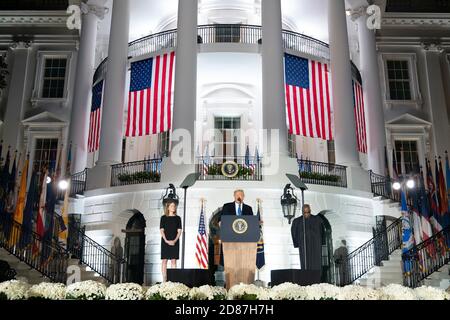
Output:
[402, 225, 450, 288]
[111, 158, 162, 187]
[297, 159, 347, 188]
[93, 24, 330, 83]
[196, 156, 262, 181]
[57, 169, 88, 201]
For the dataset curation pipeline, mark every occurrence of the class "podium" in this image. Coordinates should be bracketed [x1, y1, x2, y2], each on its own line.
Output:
[220, 216, 260, 289]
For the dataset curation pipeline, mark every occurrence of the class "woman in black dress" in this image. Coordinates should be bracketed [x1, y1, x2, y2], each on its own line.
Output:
[160, 201, 182, 282]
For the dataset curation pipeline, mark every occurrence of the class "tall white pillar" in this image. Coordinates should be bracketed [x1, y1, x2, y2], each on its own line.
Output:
[87, 0, 130, 190]
[328, 0, 369, 191]
[96, 0, 130, 166]
[328, 0, 360, 168]
[261, 0, 288, 155]
[422, 44, 450, 157]
[2, 43, 31, 153]
[356, 12, 386, 175]
[161, 0, 198, 183]
[69, 0, 106, 174]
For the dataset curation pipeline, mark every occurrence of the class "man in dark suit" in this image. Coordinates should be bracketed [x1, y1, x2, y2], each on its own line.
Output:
[220, 189, 253, 220]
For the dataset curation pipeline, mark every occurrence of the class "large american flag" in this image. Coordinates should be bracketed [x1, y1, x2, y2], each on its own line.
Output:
[353, 79, 368, 154]
[126, 52, 176, 137]
[284, 53, 333, 141]
[88, 80, 103, 153]
[195, 203, 208, 269]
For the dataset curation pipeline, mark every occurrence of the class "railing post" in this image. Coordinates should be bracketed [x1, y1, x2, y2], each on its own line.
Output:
[79, 225, 86, 265]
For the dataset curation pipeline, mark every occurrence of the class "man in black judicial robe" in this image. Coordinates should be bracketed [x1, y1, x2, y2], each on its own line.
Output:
[291, 204, 323, 273]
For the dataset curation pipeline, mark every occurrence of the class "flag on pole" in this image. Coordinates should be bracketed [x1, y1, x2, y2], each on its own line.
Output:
[284, 53, 333, 140]
[88, 80, 104, 153]
[401, 190, 414, 274]
[126, 52, 176, 137]
[244, 145, 255, 174]
[438, 157, 449, 228]
[202, 145, 210, 177]
[446, 151, 450, 203]
[418, 168, 433, 242]
[11, 158, 29, 225]
[36, 169, 48, 239]
[426, 159, 442, 232]
[19, 170, 39, 249]
[195, 201, 208, 269]
[352, 79, 367, 154]
[256, 201, 265, 270]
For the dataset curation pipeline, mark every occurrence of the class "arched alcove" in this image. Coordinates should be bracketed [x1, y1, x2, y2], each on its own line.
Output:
[317, 211, 334, 284]
[123, 210, 146, 284]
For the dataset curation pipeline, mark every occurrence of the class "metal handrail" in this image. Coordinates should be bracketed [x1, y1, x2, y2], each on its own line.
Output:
[67, 223, 126, 284]
[402, 225, 450, 288]
[0, 215, 69, 283]
[334, 216, 403, 286]
[369, 170, 414, 206]
[57, 169, 88, 201]
[111, 158, 162, 187]
[93, 24, 331, 83]
[196, 156, 262, 181]
[297, 159, 347, 188]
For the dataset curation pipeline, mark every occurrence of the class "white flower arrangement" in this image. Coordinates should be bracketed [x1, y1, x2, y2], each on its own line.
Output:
[27, 282, 66, 300]
[0, 280, 29, 300]
[105, 283, 144, 300]
[145, 282, 190, 300]
[304, 283, 340, 300]
[378, 284, 417, 300]
[189, 285, 227, 300]
[66, 280, 106, 300]
[414, 286, 450, 300]
[338, 285, 380, 300]
[269, 282, 308, 300]
[227, 283, 270, 300]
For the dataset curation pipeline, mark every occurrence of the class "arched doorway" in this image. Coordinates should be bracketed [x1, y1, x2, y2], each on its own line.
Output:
[318, 212, 334, 284]
[208, 208, 223, 271]
[123, 210, 146, 284]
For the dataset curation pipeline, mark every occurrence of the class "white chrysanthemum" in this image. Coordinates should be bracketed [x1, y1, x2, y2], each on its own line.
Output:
[227, 283, 270, 300]
[304, 283, 340, 300]
[337, 285, 380, 300]
[0, 280, 29, 300]
[269, 282, 308, 300]
[414, 286, 450, 300]
[145, 282, 190, 300]
[105, 283, 143, 300]
[27, 282, 66, 300]
[378, 284, 417, 300]
[66, 280, 106, 300]
[189, 285, 227, 300]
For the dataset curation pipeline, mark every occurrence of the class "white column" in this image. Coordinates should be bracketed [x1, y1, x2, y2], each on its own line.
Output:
[357, 12, 386, 175]
[69, 0, 106, 174]
[96, 0, 130, 166]
[328, 0, 360, 168]
[161, 0, 198, 183]
[423, 44, 450, 157]
[2, 43, 31, 153]
[261, 0, 288, 155]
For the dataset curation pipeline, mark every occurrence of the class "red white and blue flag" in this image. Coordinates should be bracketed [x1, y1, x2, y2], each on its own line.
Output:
[352, 80, 368, 154]
[88, 80, 104, 153]
[126, 52, 176, 137]
[195, 202, 208, 269]
[284, 53, 333, 141]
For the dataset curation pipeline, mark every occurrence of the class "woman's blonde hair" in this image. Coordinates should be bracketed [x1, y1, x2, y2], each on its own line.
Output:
[164, 201, 178, 216]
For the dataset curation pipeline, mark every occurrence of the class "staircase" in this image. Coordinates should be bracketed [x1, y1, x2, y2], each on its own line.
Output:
[357, 250, 403, 288]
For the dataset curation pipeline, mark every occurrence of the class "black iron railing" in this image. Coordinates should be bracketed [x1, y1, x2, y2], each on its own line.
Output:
[369, 170, 415, 206]
[111, 158, 162, 187]
[334, 216, 403, 286]
[196, 156, 262, 181]
[298, 159, 347, 188]
[69, 169, 88, 197]
[93, 24, 331, 83]
[402, 226, 450, 288]
[67, 223, 126, 284]
[0, 215, 69, 283]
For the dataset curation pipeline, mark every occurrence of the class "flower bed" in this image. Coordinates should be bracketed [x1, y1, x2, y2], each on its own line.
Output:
[0, 280, 448, 300]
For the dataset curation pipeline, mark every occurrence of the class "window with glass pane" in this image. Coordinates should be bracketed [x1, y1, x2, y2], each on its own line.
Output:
[33, 138, 59, 173]
[214, 117, 241, 157]
[393, 140, 420, 175]
[327, 140, 336, 164]
[42, 57, 67, 98]
[158, 131, 170, 157]
[386, 60, 411, 100]
[288, 134, 297, 158]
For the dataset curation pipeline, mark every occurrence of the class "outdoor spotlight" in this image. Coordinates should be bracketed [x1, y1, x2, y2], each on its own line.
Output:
[58, 179, 69, 190]
[392, 181, 401, 191]
[46, 176, 52, 184]
[406, 179, 415, 189]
